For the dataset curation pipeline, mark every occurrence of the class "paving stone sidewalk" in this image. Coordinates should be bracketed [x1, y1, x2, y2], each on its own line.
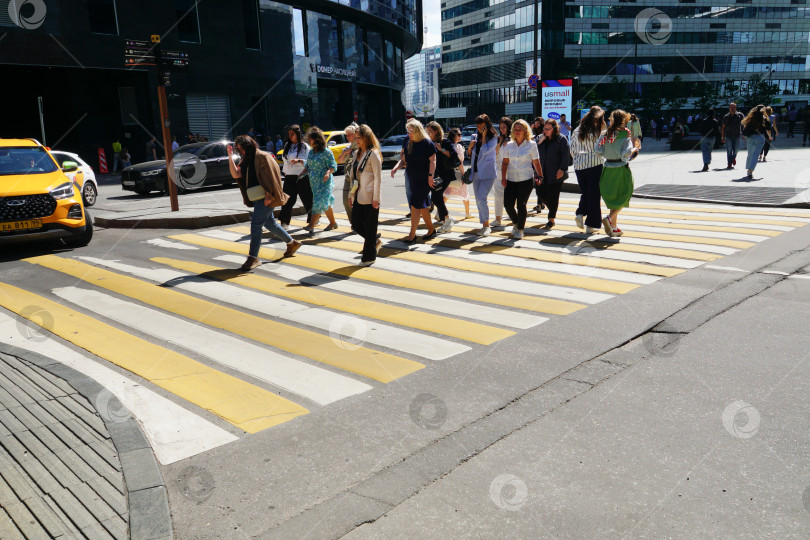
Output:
[0, 347, 173, 539]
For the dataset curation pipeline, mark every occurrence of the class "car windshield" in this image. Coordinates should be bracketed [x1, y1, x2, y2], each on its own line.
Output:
[175, 144, 204, 155]
[383, 136, 408, 146]
[461, 127, 477, 136]
[0, 147, 59, 176]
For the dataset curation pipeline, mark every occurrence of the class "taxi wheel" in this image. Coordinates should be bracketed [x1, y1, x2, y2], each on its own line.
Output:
[82, 182, 98, 206]
[64, 212, 93, 248]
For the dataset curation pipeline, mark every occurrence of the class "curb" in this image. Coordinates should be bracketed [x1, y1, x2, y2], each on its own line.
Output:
[0, 343, 173, 540]
[94, 206, 308, 230]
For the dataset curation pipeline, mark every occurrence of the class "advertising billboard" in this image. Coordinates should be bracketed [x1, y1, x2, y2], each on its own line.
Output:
[541, 79, 573, 122]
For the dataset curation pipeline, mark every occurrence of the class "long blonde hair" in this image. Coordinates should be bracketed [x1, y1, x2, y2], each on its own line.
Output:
[406, 119, 428, 152]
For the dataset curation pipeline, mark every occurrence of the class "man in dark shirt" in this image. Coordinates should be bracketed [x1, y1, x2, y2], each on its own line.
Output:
[145, 137, 157, 161]
[787, 106, 798, 138]
[699, 109, 721, 172]
[720, 103, 744, 169]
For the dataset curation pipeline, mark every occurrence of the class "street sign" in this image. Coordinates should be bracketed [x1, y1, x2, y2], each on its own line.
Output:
[405, 110, 414, 120]
[528, 88, 537, 98]
[161, 50, 189, 71]
[528, 74, 539, 89]
[125, 39, 155, 67]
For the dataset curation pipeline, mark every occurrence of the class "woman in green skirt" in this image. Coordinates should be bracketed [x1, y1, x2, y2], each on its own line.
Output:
[595, 109, 639, 237]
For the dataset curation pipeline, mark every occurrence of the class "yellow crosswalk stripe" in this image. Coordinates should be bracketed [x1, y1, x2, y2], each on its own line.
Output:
[556, 199, 810, 219]
[0, 282, 308, 433]
[230, 224, 638, 295]
[379, 208, 755, 249]
[24, 255, 423, 384]
[443, 203, 784, 236]
[151, 257, 514, 345]
[168, 233, 588, 315]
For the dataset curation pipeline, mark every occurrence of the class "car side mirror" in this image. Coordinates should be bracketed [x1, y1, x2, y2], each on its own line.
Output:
[61, 161, 79, 173]
[327, 140, 336, 147]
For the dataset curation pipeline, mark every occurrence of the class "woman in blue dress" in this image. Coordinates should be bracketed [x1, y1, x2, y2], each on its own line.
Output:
[391, 119, 437, 242]
[302, 127, 339, 233]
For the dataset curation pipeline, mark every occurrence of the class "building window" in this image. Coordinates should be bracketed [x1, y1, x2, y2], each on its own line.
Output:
[362, 28, 369, 66]
[329, 18, 342, 61]
[384, 40, 394, 72]
[243, 0, 260, 50]
[119, 87, 138, 126]
[343, 21, 358, 66]
[367, 31, 382, 67]
[293, 8, 308, 56]
[88, 0, 119, 35]
[176, 0, 201, 43]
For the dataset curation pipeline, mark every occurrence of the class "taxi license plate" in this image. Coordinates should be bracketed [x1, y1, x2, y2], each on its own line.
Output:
[123, 180, 135, 186]
[1, 219, 43, 232]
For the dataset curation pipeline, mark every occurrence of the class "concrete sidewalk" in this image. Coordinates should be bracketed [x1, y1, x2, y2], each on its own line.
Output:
[0, 346, 171, 539]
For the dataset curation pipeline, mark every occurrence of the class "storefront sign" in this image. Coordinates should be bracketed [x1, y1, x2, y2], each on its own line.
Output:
[311, 64, 356, 79]
[541, 79, 573, 121]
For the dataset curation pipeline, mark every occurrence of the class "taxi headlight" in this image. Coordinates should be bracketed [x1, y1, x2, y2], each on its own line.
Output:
[50, 182, 75, 200]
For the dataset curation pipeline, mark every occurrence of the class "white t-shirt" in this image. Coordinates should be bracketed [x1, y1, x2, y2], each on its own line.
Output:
[282, 142, 310, 175]
[501, 139, 539, 181]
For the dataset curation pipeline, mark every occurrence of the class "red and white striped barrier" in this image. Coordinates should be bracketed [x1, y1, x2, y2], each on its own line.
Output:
[98, 148, 109, 174]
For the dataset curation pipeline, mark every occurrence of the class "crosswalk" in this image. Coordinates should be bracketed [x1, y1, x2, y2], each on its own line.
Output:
[2, 193, 808, 464]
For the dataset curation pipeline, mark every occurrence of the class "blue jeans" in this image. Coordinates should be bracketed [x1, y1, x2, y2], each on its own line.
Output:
[472, 173, 496, 223]
[700, 137, 715, 166]
[725, 136, 741, 165]
[249, 200, 292, 257]
[745, 134, 766, 173]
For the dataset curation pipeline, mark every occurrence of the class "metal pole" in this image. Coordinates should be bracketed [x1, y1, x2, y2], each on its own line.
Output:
[532, 0, 539, 117]
[632, 40, 638, 112]
[37, 97, 46, 146]
[157, 83, 179, 212]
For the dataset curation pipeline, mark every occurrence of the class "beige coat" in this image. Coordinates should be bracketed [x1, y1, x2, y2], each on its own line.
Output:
[353, 149, 382, 205]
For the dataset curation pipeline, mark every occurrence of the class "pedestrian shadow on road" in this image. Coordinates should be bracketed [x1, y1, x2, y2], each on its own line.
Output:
[731, 176, 762, 182]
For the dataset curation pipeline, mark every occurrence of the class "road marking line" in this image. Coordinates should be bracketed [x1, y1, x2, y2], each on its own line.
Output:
[552, 201, 810, 224]
[169, 233, 587, 315]
[25, 255, 424, 384]
[762, 270, 790, 276]
[148, 256, 489, 351]
[0, 311, 238, 465]
[51, 286, 372, 405]
[212, 255, 548, 329]
[0, 283, 308, 434]
[145, 238, 199, 250]
[235, 225, 623, 301]
[788, 275, 810, 280]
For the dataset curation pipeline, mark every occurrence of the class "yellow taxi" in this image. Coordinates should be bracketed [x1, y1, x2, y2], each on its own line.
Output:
[276, 130, 350, 172]
[0, 138, 92, 247]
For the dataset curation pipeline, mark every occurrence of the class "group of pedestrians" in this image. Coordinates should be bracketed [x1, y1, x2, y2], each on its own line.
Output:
[698, 102, 776, 179]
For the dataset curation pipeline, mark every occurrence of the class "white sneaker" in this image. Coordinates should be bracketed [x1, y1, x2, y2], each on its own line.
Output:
[491, 219, 501, 228]
[479, 226, 491, 237]
[514, 229, 524, 239]
[510, 225, 517, 237]
[585, 226, 597, 234]
[441, 217, 454, 233]
[575, 214, 584, 229]
[281, 223, 290, 231]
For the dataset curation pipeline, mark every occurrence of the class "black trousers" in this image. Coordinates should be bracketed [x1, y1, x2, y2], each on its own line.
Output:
[536, 181, 563, 220]
[503, 179, 534, 230]
[279, 174, 313, 225]
[432, 177, 450, 220]
[574, 165, 603, 228]
[351, 202, 380, 262]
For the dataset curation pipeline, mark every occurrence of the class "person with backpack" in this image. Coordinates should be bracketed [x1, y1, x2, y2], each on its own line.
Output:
[427, 121, 458, 234]
[741, 104, 772, 179]
[596, 109, 639, 238]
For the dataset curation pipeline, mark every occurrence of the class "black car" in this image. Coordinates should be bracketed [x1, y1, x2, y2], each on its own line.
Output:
[121, 141, 239, 195]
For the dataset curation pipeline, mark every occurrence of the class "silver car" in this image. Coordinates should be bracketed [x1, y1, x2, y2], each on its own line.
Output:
[379, 135, 408, 168]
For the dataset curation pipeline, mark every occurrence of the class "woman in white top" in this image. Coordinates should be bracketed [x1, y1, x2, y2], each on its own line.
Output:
[570, 106, 607, 234]
[279, 124, 311, 229]
[500, 119, 543, 239]
[492, 117, 511, 229]
[347, 124, 383, 266]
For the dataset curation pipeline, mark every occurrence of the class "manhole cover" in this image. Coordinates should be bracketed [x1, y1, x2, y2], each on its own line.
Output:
[634, 184, 806, 207]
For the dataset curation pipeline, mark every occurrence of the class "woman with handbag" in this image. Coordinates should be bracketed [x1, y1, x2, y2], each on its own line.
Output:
[467, 114, 499, 236]
[302, 127, 339, 233]
[227, 135, 302, 271]
[394, 119, 437, 242]
[347, 125, 383, 266]
[279, 125, 312, 230]
[492, 117, 512, 229]
[443, 128, 471, 220]
[426, 121, 456, 234]
[742, 104, 771, 179]
[500, 119, 542, 239]
[536, 119, 571, 229]
[595, 109, 639, 237]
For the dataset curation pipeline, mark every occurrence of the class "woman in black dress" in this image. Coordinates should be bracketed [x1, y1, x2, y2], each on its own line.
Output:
[393, 119, 437, 242]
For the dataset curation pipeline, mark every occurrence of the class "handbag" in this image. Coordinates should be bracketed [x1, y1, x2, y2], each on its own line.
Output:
[246, 185, 265, 201]
[462, 169, 472, 184]
[431, 176, 444, 191]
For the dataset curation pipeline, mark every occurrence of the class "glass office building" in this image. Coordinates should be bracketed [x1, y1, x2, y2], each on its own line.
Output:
[0, 0, 421, 162]
[438, 1, 810, 124]
[404, 46, 442, 118]
[566, 2, 810, 103]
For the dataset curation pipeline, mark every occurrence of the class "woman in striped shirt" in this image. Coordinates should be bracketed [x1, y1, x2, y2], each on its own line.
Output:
[570, 106, 607, 234]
